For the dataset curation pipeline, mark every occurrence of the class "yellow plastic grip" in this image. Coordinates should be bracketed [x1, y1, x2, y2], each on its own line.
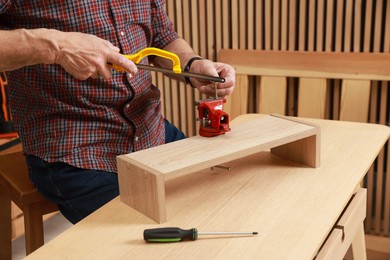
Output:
[112, 47, 182, 74]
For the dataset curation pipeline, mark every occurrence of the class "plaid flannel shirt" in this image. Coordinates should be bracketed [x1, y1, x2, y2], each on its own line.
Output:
[0, 0, 178, 172]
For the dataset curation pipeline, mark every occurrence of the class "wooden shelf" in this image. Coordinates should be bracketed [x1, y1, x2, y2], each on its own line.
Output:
[117, 114, 320, 223]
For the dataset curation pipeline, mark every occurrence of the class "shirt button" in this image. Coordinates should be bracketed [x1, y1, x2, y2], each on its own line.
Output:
[125, 104, 130, 109]
[134, 136, 139, 142]
[120, 31, 125, 36]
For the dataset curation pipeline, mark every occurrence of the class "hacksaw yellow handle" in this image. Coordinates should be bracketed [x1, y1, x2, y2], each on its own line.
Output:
[112, 47, 182, 74]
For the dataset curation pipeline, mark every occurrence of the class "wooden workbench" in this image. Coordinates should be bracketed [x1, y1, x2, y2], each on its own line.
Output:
[25, 114, 390, 259]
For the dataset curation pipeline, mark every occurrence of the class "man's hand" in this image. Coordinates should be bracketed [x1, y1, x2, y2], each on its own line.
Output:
[187, 59, 235, 97]
[53, 31, 138, 80]
[0, 29, 138, 80]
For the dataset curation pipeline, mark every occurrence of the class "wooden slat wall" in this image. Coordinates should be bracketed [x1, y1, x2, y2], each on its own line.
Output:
[156, 0, 390, 238]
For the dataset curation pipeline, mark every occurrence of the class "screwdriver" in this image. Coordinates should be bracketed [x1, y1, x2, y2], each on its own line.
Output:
[144, 227, 258, 243]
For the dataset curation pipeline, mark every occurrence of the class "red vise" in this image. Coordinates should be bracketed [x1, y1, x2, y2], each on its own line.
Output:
[196, 98, 231, 137]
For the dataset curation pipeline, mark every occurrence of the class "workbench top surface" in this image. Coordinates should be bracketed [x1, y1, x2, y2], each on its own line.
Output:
[26, 114, 390, 259]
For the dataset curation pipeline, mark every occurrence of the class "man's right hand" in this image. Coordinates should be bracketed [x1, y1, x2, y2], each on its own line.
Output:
[53, 31, 138, 80]
[0, 29, 138, 80]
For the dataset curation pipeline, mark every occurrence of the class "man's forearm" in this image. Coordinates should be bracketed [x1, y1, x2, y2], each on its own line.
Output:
[0, 28, 57, 72]
[153, 38, 200, 82]
[161, 38, 199, 66]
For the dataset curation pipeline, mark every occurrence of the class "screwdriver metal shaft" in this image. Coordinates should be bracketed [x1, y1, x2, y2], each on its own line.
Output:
[198, 231, 258, 236]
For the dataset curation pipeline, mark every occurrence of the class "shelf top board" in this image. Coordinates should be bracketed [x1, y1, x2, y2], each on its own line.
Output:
[117, 115, 318, 179]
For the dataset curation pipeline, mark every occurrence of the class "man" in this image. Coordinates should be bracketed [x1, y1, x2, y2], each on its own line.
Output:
[0, 0, 235, 223]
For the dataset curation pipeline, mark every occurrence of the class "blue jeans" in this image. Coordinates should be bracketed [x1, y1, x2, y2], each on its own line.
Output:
[26, 119, 186, 224]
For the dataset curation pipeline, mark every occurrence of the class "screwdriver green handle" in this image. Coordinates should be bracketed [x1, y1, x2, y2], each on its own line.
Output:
[144, 227, 198, 242]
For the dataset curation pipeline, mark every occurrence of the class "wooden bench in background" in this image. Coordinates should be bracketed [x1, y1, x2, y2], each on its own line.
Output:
[219, 49, 390, 121]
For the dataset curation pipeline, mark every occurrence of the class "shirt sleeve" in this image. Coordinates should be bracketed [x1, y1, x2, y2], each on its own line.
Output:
[150, 0, 178, 49]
